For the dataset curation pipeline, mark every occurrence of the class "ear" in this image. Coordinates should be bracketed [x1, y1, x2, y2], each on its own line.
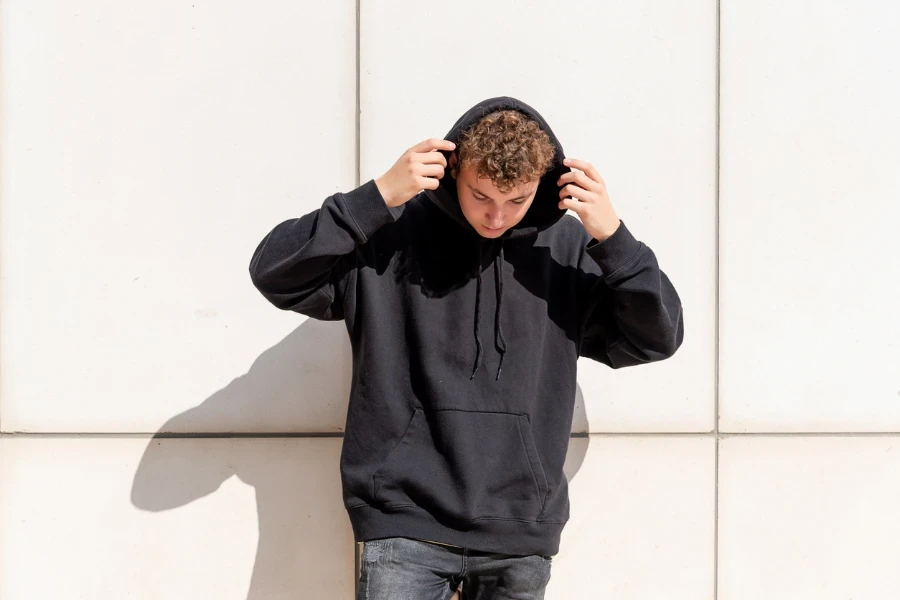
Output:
[448, 151, 458, 178]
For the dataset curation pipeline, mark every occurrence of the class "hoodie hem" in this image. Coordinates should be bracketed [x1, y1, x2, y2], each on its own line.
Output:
[346, 503, 565, 557]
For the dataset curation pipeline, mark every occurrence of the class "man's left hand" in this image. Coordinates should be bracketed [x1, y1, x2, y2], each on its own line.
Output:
[557, 158, 621, 242]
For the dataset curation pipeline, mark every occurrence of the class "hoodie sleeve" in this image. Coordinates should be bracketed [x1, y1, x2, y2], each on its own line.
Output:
[576, 220, 684, 368]
[248, 179, 400, 320]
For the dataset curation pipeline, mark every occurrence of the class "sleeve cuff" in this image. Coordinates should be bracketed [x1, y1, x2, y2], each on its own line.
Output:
[338, 179, 401, 241]
[584, 220, 644, 276]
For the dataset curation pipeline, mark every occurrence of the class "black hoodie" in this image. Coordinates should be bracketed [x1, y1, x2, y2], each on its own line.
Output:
[248, 96, 684, 557]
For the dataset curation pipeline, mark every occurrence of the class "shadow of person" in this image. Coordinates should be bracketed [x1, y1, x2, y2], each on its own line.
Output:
[131, 318, 355, 598]
[131, 318, 590, 599]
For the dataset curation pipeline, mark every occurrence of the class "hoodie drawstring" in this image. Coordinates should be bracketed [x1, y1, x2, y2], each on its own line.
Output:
[470, 238, 507, 381]
[494, 241, 507, 380]
[470, 240, 485, 379]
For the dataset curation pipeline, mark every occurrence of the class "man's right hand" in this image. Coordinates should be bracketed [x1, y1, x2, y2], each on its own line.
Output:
[374, 138, 456, 208]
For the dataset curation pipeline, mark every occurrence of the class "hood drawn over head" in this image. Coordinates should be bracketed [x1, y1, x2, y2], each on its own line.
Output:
[425, 96, 572, 239]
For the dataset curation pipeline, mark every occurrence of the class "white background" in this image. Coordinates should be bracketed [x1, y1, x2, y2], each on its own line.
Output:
[2, 0, 898, 598]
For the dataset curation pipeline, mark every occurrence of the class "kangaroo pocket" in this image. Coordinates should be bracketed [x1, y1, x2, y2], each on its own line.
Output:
[372, 408, 551, 522]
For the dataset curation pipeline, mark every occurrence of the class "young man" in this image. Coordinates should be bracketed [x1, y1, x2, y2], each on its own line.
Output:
[249, 96, 684, 599]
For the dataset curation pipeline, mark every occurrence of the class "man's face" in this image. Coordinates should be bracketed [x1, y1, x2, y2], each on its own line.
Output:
[452, 153, 538, 239]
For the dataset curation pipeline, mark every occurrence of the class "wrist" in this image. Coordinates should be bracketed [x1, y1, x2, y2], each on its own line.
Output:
[374, 176, 398, 208]
[589, 217, 621, 242]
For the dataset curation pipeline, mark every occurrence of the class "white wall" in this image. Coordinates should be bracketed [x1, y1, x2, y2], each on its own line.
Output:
[1, 0, 897, 598]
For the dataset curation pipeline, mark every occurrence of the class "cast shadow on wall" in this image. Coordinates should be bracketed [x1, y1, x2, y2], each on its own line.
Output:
[130, 318, 590, 599]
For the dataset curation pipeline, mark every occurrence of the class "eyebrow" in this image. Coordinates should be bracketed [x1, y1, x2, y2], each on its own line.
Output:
[467, 184, 534, 202]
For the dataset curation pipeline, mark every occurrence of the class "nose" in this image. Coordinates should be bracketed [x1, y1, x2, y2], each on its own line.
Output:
[487, 213, 503, 228]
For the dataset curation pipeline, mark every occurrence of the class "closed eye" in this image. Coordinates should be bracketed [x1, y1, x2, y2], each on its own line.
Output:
[475, 194, 526, 205]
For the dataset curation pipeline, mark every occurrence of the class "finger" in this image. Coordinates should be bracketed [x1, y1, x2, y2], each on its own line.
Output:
[412, 138, 456, 153]
[417, 163, 446, 178]
[417, 150, 448, 167]
[559, 183, 594, 203]
[417, 175, 441, 190]
[563, 158, 603, 184]
[557, 169, 597, 190]
[558, 197, 586, 214]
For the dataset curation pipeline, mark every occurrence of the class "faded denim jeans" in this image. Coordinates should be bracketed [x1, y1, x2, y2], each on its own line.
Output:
[357, 537, 553, 600]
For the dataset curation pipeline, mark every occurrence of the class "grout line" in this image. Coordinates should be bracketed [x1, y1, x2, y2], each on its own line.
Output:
[573, 431, 900, 437]
[3, 430, 900, 439]
[713, 0, 722, 596]
[717, 431, 900, 437]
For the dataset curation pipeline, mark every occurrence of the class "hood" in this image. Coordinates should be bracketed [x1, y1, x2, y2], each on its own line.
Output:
[424, 96, 572, 239]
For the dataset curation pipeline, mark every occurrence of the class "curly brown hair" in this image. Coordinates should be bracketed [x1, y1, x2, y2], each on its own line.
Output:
[455, 109, 556, 194]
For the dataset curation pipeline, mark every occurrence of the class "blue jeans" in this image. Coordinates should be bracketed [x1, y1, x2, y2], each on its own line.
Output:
[357, 537, 553, 600]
